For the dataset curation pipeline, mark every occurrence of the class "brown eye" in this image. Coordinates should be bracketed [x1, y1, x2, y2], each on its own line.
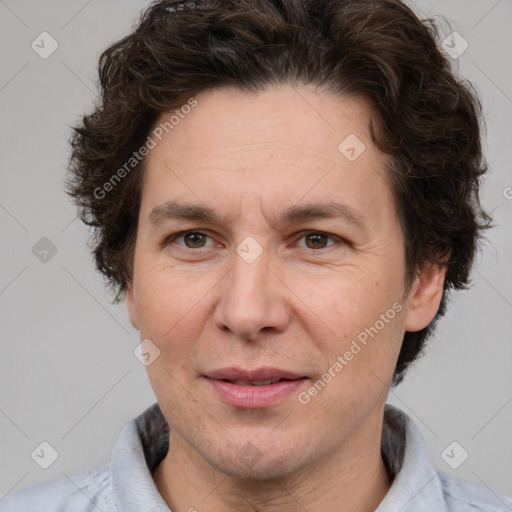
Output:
[166, 230, 213, 249]
[182, 231, 208, 248]
[297, 231, 337, 250]
[304, 232, 329, 249]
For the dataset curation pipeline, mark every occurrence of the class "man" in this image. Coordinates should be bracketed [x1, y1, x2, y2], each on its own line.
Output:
[1, 0, 510, 511]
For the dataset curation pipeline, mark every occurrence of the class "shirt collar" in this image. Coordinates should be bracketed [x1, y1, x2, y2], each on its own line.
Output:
[377, 404, 450, 511]
[109, 402, 449, 512]
[110, 403, 170, 511]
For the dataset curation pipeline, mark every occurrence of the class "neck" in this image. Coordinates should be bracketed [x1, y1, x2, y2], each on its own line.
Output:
[153, 410, 392, 512]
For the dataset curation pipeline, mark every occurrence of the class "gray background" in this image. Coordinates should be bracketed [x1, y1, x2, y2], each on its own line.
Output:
[1, 0, 511, 500]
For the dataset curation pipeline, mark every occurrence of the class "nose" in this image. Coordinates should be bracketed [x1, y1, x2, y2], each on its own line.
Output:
[213, 247, 291, 341]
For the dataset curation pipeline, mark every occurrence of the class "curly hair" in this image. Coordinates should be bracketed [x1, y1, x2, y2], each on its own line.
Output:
[66, 0, 492, 386]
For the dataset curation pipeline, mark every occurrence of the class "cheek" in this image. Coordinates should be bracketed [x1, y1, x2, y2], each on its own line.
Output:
[132, 256, 223, 389]
[291, 269, 405, 379]
[133, 255, 211, 338]
[295, 266, 401, 333]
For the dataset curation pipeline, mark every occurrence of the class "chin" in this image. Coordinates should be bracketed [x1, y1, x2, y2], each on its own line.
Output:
[202, 438, 314, 481]
[212, 457, 301, 481]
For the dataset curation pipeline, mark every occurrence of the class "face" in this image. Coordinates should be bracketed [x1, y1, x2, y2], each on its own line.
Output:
[126, 85, 444, 480]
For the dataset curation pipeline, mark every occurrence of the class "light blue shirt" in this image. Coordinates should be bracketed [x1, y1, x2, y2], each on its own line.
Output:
[1, 402, 511, 511]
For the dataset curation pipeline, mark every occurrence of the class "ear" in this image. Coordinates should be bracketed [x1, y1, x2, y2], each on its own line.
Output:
[126, 281, 140, 330]
[404, 262, 446, 332]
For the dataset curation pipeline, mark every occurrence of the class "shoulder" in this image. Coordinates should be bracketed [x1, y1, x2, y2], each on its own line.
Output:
[437, 469, 512, 512]
[0, 464, 115, 512]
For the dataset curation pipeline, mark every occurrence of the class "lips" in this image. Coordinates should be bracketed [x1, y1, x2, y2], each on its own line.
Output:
[204, 367, 308, 408]
[205, 367, 305, 383]
[231, 379, 282, 386]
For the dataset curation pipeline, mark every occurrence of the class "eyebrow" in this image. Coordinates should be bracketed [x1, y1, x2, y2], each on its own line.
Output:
[148, 200, 366, 230]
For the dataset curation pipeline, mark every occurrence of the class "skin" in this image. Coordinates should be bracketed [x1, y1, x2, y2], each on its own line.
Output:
[126, 84, 446, 512]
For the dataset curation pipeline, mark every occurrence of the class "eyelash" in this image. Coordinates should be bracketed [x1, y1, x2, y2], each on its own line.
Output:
[164, 230, 344, 253]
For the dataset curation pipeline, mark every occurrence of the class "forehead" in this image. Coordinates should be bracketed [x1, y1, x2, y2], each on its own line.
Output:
[151, 85, 375, 161]
[140, 85, 394, 227]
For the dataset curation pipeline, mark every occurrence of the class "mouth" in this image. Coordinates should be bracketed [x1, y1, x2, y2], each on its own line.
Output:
[224, 378, 302, 386]
[204, 367, 308, 408]
[205, 367, 306, 382]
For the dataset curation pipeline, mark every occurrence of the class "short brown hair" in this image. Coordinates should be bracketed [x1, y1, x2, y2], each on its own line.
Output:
[66, 0, 491, 386]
